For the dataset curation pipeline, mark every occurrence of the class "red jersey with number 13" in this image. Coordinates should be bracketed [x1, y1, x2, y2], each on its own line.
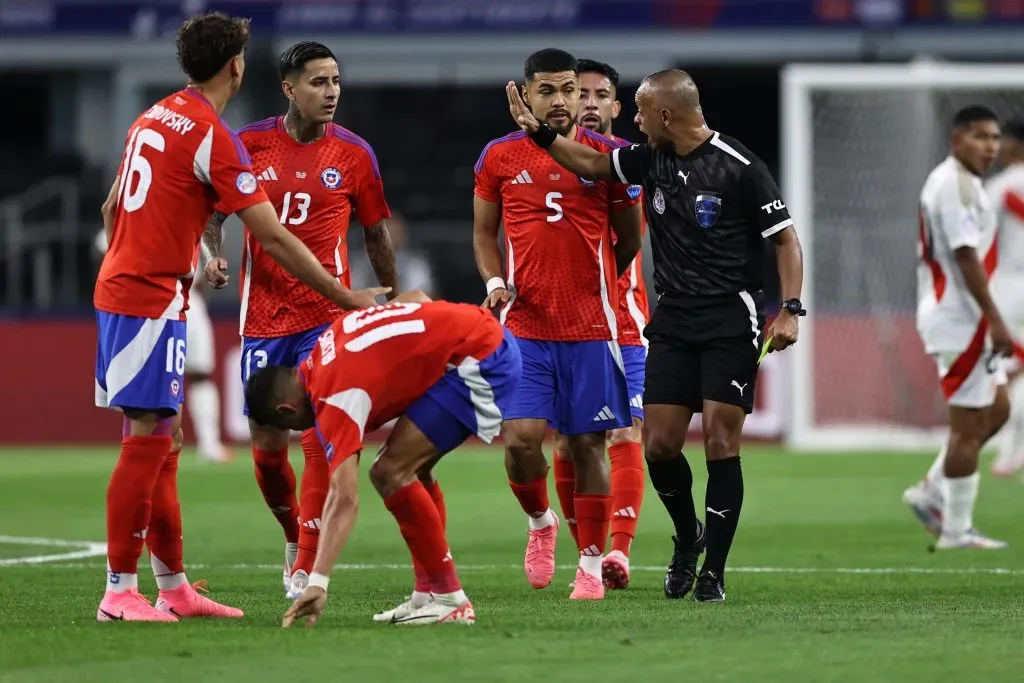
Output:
[473, 127, 641, 342]
[95, 88, 268, 320]
[235, 117, 391, 338]
[302, 301, 505, 464]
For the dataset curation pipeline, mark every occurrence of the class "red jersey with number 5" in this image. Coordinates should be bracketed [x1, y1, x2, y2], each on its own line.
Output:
[473, 127, 640, 342]
[235, 117, 391, 338]
[301, 301, 504, 463]
[94, 88, 268, 320]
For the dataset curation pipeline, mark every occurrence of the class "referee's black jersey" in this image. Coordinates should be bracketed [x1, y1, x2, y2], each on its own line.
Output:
[609, 131, 792, 298]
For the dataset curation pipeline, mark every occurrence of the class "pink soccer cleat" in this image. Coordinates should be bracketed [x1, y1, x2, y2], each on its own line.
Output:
[569, 567, 605, 600]
[524, 514, 559, 589]
[97, 588, 179, 622]
[602, 550, 630, 590]
[155, 580, 244, 619]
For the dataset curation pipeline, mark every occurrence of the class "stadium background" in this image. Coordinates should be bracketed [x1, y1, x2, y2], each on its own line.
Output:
[1, 0, 1022, 447]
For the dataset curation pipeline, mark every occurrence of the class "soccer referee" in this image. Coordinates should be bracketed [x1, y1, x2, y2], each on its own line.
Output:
[506, 69, 804, 602]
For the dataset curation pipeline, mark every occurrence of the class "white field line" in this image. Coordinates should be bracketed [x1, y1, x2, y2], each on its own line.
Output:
[0, 535, 107, 566]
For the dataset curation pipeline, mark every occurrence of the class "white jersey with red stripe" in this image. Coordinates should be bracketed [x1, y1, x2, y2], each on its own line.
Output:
[916, 155, 999, 355]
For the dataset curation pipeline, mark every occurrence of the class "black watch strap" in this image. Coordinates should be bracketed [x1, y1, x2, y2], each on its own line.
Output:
[782, 299, 806, 316]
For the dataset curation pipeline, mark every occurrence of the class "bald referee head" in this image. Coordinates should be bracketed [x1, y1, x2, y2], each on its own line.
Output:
[634, 69, 712, 153]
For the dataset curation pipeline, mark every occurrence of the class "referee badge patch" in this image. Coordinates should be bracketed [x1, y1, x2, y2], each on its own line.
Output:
[695, 194, 722, 229]
[653, 188, 666, 214]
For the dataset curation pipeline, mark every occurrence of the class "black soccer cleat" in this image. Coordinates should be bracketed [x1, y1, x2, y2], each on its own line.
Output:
[663, 521, 705, 599]
[692, 569, 726, 603]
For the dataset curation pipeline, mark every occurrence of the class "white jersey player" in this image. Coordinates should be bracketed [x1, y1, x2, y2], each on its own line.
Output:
[987, 120, 1024, 477]
[903, 106, 1011, 550]
[93, 229, 231, 463]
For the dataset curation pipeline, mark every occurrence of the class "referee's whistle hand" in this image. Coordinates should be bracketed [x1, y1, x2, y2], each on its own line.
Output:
[769, 311, 800, 352]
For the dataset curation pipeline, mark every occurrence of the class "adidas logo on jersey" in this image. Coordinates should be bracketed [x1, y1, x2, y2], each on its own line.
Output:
[592, 406, 616, 422]
[258, 166, 278, 181]
[510, 169, 534, 185]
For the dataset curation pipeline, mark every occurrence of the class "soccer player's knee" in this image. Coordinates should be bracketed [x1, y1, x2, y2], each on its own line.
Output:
[703, 433, 737, 461]
[171, 427, 185, 453]
[504, 431, 543, 461]
[644, 432, 680, 463]
[369, 456, 410, 496]
[607, 425, 642, 447]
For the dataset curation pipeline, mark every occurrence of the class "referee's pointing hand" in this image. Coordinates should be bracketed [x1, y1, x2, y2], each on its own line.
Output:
[506, 82, 540, 134]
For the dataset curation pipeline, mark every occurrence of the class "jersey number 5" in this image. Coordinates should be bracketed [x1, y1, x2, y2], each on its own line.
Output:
[117, 128, 166, 213]
[546, 191, 564, 223]
[280, 191, 311, 226]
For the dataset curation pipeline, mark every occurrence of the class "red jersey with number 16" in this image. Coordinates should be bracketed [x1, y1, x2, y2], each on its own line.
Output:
[95, 88, 268, 320]
[235, 117, 391, 338]
[301, 301, 504, 464]
[473, 127, 641, 342]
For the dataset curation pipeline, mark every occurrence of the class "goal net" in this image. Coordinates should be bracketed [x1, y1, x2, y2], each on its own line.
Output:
[781, 62, 1024, 451]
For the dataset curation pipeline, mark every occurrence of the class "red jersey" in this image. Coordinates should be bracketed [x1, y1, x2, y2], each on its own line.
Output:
[95, 88, 268, 320]
[473, 127, 641, 341]
[301, 301, 504, 463]
[236, 117, 391, 337]
[611, 135, 650, 347]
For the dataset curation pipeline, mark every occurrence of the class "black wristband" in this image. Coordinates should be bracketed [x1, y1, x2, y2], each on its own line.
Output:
[529, 124, 558, 149]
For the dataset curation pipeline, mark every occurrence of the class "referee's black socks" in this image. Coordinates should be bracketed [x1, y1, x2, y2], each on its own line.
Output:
[647, 453, 700, 544]
[702, 456, 744, 580]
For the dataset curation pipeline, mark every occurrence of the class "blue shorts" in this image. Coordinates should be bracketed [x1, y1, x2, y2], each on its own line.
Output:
[505, 337, 631, 435]
[94, 311, 187, 414]
[621, 344, 647, 421]
[406, 328, 522, 455]
[241, 323, 331, 416]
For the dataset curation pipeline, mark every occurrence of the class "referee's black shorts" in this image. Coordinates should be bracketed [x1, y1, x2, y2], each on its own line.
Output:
[643, 291, 766, 414]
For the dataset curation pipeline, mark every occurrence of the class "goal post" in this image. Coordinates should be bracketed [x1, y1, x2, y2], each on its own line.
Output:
[780, 62, 1024, 452]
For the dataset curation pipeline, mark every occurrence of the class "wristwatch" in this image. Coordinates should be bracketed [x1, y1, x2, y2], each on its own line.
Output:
[781, 298, 806, 316]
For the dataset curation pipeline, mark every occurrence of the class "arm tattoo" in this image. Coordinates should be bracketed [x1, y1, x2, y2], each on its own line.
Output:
[202, 211, 228, 260]
[363, 220, 399, 297]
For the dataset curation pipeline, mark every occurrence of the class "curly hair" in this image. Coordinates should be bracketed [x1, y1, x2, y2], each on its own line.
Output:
[176, 12, 251, 84]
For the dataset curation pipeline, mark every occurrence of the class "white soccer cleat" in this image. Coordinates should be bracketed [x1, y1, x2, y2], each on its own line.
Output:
[935, 529, 1009, 550]
[390, 595, 476, 626]
[282, 541, 298, 596]
[902, 480, 943, 538]
[372, 592, 430, 622]
[286, 570, 308, 600]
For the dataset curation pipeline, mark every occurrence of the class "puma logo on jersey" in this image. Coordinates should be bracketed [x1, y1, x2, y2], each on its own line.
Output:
[678, 170, 690, 184]
[730, 380, 747, 396]
[258, 166, 278, 181]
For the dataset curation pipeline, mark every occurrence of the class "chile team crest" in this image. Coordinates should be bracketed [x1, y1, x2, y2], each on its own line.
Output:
[320, 167, 342, 190]
[695, 194, 722, 229]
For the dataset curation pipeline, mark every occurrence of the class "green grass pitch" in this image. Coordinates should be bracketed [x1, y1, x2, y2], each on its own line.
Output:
[1, 445, 1022, 682]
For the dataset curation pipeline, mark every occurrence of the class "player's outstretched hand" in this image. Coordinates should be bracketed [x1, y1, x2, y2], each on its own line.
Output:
[282, 586, 327, 629]
[506, 81, 540, 133]
[342, 286, 392, 310]
[204, 257, 231, 289]
[482, 287, 513, 311]
[769, 311, 799, 352]
[990, 317, 1014, 357]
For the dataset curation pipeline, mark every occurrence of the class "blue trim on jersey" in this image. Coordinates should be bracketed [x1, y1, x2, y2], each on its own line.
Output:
[581, 127, 623, 150]
[474, 130, 528, 174]
[236, 117, 278, 135]
[332, 126, 382, 180]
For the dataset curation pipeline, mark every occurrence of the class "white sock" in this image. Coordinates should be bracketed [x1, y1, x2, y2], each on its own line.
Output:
[927, 442, 948, 488]
[285, 542, 298, 571]
[527, 508, 557, 530]
[410, 590, 431, 607]
[105, 563, 138, 593]
[434, 589, 468, 606]
[579, 554, 602, 579]
[187, 380, 222, 458]
[150, 554, 187, 591]
[942, 472, 980, 539]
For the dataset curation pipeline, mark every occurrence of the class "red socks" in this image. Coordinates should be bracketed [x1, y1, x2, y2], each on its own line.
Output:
[146, 447, 184, 576]
[106, 435, 170, 573]
[553, 455, 579, 547]
[385, 481, 461, 594]
[293, 430, 329, 575]
[509, 470, 550, 518]
[608, 442, 645, 555]
[253, 447, 299, 543]
[575, 493, 612, 557]
[412, 480, 448, 593]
